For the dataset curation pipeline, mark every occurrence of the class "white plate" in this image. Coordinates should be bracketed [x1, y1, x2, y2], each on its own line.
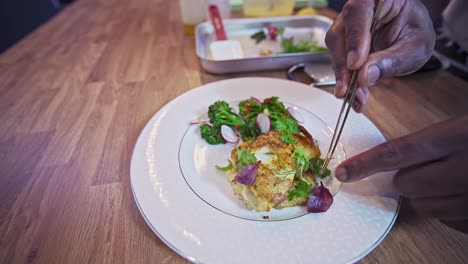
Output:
[131, 78, 400, 264]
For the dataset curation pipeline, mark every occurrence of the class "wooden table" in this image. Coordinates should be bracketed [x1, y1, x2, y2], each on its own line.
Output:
[1, 0, 467, 263]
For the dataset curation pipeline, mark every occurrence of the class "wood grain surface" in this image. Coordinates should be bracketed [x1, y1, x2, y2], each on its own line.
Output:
[1, 0, 467, 263]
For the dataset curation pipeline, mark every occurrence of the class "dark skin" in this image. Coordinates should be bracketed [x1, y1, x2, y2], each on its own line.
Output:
[325, 0, 435, 112]
[327, 0, 468, 233]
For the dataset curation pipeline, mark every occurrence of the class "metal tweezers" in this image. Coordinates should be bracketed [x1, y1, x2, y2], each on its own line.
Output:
[321, 0, 384, 173]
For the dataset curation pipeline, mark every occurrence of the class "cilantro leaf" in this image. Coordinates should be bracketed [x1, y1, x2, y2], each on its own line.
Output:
[280, 133, 296, 144]
[273, 117, 299, 134]
[309, 157, 332, 179]
[273, 117, 299, 144]
[293, 147, 309, 178]
[215, 160, 233, 172]
[288, 180, 313, 201]
[236, 149, 257, 170]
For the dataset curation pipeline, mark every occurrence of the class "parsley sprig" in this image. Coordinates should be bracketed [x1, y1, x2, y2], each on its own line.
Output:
[273, 117, 299, 144]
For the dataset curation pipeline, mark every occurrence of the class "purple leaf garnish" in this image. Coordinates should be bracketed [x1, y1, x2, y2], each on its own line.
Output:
[235, 161, 260, 186]
[307, 182, 333, 213]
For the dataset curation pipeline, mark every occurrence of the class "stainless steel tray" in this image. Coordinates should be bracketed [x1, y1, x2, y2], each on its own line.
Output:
[195, 15, 333, 74]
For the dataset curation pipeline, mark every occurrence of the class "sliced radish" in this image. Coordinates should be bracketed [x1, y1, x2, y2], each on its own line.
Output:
[256, 113, 271, 134]
[250, 96, 262, 105]
[287, 107, 304, 123]
[220, 125, 239, 143]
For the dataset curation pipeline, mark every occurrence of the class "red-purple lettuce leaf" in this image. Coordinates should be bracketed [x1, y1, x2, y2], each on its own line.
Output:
[235, 161, 261, 186]
[307, 182, 333, 213]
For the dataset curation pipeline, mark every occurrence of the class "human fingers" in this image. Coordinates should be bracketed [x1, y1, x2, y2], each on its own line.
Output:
[325, 14, 350, 99]
[341, 0, 375, 70]
[351, 87, 370, 113]
[335, 118, 465, 182]
[357, 36, 434, 87]
[358, 2, 435, 86]
[335, 136, 446, 183]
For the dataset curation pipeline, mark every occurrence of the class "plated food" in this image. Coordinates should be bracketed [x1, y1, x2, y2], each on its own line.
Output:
[193, 96, 334, 213]
[132, 78, 399, 263]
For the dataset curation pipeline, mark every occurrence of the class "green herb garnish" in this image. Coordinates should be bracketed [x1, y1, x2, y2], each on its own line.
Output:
[276, 26, 327, 54]
[216, 160, 233, 171]
[309, 157, 331, 179]
[288, 180, 313, 201]
[293, 147, 309, 179]
[277, 26, 285, 36]
[236, 149, 257, 170]
[250, 30, 266, 44]
[199, 97, 301, 145]
[281, 38, 328, 53]
[273, 116, 299, 144]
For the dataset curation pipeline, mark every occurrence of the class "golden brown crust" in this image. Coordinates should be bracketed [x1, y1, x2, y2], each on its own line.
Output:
[227, 130, 321, 212]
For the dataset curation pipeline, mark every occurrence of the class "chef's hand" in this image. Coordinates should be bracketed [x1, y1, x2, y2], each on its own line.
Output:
[335, 116, 468, 233]
[325, 0, 435, 112]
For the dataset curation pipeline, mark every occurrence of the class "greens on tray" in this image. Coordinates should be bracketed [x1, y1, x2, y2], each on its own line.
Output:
[250, 25, 327, 55]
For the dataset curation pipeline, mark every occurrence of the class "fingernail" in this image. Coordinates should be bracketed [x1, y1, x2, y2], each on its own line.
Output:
[367, 64, 381, 86]
[352, 100, 361, 112]
[347, 50, 358, 68]
[335, 167, 348, 182]
[334, 80, 342, 96]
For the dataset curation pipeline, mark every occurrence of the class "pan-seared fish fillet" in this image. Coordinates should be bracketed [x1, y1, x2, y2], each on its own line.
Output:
[226, 130, 320, 212]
